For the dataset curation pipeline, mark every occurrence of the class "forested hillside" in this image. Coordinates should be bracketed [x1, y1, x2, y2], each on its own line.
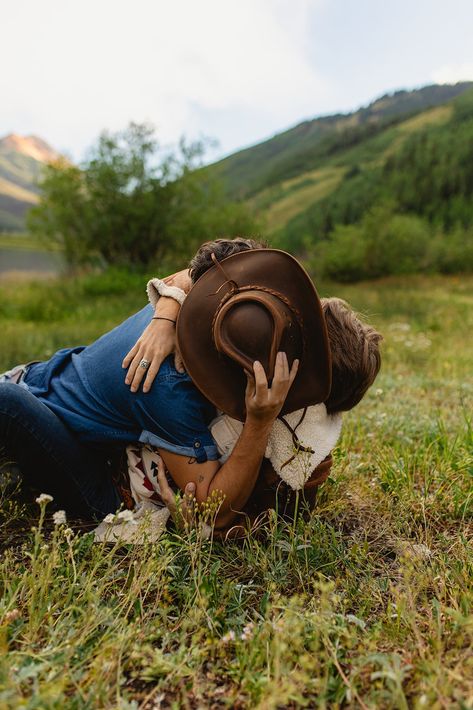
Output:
[212, 83, 473, 280]
[213, 83, 472, 198]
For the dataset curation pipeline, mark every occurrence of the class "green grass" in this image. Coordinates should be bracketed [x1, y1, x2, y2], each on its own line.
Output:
[1, 272, 472, 708]
[0, 232, 63, 252]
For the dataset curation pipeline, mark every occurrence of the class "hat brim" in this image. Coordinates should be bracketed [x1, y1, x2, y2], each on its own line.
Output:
[177, 249, 331, 421]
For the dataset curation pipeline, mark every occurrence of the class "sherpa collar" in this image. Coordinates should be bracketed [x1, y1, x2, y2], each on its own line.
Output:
[210, 403, 342, 490]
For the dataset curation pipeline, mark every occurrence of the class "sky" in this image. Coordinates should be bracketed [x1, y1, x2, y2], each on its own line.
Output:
[2, 0, 473, 163]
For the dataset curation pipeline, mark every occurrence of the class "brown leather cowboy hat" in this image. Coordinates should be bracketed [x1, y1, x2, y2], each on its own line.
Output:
[177, 248, 331, 421]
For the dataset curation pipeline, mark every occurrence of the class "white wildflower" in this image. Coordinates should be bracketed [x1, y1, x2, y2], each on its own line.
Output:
[221, 630, 236, 644]
[375, 388, 384, 396]
[103, 513, 116, 524]
[410, 543, 433, 560]
[35, 493, 53, 505]
[52, 510, 67, 525]
[390, 322, 411, 332]
[117, 509, 136, 523]
[240, 622, 255, 641]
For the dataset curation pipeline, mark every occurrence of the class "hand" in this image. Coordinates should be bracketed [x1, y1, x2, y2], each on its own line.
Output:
[245, 352, 299, 426]
[122, 318, 185, 393]
[163, 269, 192, 293]
[156, 458, 196, 529]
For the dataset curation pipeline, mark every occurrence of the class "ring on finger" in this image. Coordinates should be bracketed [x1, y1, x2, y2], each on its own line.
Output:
[139, 359, 151, 370]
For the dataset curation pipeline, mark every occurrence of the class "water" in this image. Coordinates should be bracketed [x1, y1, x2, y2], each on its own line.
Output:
[0, 247, 63, 278]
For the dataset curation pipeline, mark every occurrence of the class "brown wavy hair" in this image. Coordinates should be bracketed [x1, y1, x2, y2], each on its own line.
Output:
[188, 237, 267, 283]
[322, 297, 382, 414]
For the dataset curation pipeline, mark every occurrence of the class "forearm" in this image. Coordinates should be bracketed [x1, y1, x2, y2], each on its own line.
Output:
[153, 296, 180, 320]
[207, 416, 273, 529]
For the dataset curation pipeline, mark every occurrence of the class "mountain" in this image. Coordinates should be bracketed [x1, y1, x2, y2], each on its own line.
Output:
[0, 134, 60, 231]
[208, 81, 473, 279]
[212, 82, 473, 201]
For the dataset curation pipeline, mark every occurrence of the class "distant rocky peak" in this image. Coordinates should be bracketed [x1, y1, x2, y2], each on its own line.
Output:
[0, 133, 60, 163]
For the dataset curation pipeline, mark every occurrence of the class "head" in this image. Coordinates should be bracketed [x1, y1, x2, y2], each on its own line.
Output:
[186, 240, 381, 415]
[189, 237, 267, 283]
[321, 297, 382, 414]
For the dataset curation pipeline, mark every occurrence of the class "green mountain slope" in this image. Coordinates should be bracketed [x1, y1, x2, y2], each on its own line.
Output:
[210, 82, 473, 280]
[0, 134, 59, 231]
[213, 82, 473, 201]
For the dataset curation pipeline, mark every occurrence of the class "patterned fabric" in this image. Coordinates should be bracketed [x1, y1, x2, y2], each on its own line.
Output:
[126, 444, 177, 506]
[94, 445, 174, 543]
[0, 364, 28, 385]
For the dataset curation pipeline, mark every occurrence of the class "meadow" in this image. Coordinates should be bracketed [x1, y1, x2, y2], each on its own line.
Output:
[0, 270, 472, 708]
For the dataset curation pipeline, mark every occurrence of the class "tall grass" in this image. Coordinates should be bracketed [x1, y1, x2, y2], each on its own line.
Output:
[0, 271, 472, 707]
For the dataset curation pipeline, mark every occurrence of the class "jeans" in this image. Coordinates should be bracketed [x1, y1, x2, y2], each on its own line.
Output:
[0, 382, 122, 519]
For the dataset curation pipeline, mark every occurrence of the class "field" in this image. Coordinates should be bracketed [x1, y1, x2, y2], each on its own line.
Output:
[0, 271, 472, 708]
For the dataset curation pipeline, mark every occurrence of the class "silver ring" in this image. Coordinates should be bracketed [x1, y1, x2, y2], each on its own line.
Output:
[139, 359, 150, 370]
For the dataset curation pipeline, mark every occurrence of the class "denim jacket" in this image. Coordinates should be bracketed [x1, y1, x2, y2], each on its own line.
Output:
[23, 305, 219, 463]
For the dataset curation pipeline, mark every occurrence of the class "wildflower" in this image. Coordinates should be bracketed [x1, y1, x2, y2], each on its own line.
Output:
[240, 622, 255, 641]
[117, 509, 136, 523]
[4, 609, 20, 623]
[35, 493, 53, 505]
[103, 513, 116, 524]
[221, 630, 236, 644]
[272, 618, 285, 633]
[375, 388, 384, 396]
[52, 510, 67, 525]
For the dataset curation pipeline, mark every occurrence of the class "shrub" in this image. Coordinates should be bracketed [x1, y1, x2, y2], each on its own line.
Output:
[308, 204, 473, 282]
[28, 124, 259, 269]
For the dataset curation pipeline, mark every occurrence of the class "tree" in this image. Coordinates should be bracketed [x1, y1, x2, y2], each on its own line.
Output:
[28, 123, 259, 268]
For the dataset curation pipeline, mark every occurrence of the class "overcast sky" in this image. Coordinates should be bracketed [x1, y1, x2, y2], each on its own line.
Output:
[2, 0, 473, 162]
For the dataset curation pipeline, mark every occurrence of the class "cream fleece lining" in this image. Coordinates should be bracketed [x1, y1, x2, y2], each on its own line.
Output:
[210, 404, 342, 490]
[146, 278, 186, 308]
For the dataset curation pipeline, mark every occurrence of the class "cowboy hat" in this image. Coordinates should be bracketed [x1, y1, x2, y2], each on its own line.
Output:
[176, 248, 331, 421]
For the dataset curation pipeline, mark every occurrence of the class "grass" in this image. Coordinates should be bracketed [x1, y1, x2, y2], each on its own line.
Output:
[0, 271, 472, 708]
[0, 232, 61, 252]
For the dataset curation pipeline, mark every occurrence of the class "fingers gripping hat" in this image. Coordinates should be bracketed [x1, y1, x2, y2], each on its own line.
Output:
[177, 248, 331, 421]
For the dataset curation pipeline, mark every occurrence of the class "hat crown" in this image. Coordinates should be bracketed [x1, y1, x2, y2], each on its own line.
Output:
[177, 248, 331, 421]
[213, 289, 302, 381]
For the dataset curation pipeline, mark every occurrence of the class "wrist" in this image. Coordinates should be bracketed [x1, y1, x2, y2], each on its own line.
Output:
[244, 413, 275, 436]
[154, 297, 180, 319]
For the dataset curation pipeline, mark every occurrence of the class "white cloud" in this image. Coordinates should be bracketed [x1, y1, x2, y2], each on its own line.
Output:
[432, 63, 473, 84]
[0, 0, 327, 158]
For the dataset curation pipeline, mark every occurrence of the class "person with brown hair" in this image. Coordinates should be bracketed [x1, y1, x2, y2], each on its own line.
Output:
[0, 237, 381, 539]
[119, 239, 382, 537]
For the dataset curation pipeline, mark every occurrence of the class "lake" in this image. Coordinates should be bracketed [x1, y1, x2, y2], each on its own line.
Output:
[0, 247, 63, 279]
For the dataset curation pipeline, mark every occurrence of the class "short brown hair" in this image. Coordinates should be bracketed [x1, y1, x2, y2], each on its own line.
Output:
[321, 297, 382, 414]
[189, 237, 267, 283]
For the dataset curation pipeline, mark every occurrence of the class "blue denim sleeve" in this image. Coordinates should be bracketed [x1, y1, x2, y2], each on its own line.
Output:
[132, 357, 219, 463]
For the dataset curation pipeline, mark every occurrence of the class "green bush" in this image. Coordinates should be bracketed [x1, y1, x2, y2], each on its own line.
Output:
[28, 124, 259, 269]
[430, 225, 473, 273]
[308, 204, 473, 282]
